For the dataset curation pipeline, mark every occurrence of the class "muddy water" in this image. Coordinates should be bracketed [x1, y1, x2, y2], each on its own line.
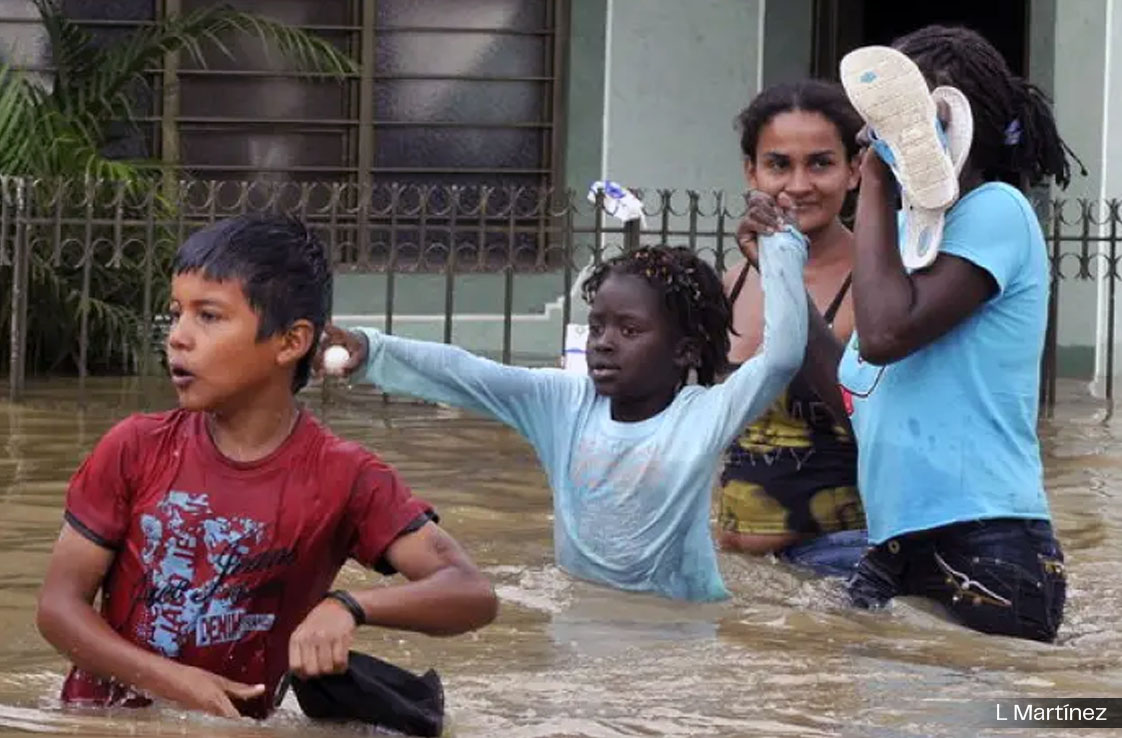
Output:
[0, 377, 1118, 737]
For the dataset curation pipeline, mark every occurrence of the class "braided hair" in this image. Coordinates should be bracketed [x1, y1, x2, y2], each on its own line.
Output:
[893, 25, 1084, 190]
[581, 246, 732, 386]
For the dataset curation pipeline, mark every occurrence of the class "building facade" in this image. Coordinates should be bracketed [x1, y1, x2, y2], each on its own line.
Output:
[0, 0, 1118, 382]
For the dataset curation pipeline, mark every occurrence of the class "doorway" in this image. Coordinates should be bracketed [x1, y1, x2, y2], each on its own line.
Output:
[810, 0, 1029, 80]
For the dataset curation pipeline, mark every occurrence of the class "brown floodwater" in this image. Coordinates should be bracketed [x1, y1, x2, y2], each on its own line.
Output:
[0, 377, 1118, 737]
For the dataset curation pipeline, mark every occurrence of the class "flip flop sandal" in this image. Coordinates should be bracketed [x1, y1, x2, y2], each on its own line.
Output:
[841, 45, 959, 210]
[899, 85, 974, 270]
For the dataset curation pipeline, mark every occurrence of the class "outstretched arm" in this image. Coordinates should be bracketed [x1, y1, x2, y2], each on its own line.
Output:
[321, 324, 582, 440]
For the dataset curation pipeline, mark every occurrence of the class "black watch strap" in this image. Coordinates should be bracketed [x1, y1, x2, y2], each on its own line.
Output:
[324, 589, 366, 626]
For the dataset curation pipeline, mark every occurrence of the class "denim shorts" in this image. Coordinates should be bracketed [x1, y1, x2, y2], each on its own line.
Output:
[846, 518, 1066, 642]
[778, 528, 869, 578]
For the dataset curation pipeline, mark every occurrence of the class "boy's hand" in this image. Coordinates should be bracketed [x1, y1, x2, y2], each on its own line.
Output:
[288, 598, 356, 678]
[166, 665, 265, 718]
[314, 324, 368, 378]
[37, 525, 263, 720]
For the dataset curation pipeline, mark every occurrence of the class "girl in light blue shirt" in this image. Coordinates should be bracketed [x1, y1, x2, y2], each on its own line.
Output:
[320, 240, 808, 601]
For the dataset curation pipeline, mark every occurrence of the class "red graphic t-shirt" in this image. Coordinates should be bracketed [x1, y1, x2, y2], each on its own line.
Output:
[60, 409, 433, 718]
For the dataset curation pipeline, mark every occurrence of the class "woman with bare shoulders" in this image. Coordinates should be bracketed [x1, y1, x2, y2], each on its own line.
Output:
[717, 81, 867, 577]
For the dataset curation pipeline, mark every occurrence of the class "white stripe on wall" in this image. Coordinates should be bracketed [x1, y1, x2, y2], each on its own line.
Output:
[1096, 0, 1115, 384]
[756, 0, 767, 95]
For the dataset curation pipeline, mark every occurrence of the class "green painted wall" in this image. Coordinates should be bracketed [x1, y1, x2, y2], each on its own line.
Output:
[601, 0, 762, 194]
[332, 272, 572, 363]
[1048, 0, 1105, 382]
[563, 0, 608, 196]
[333, 273, 565, 316]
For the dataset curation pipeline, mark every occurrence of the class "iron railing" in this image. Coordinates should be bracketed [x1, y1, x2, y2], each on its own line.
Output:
[0, 177, 1114, 416]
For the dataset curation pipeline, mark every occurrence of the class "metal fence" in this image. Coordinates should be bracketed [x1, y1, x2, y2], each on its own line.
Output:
[0, 177, 1115, 416]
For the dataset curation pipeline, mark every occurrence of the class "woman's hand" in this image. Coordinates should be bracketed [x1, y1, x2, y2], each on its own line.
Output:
[738, 191, 796, 268]
[736, 216, 759, 268]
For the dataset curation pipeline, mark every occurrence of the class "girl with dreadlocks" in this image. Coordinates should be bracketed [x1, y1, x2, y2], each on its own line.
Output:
[826, 26, 1073, 641]
[316, 240, 808, 602]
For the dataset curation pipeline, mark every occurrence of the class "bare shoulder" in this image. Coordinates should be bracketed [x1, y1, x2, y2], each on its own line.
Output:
[722, 262, 745, 291]
[723, 261, 762, 297]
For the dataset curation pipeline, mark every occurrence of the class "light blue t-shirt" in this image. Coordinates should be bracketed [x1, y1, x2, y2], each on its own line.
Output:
[356, 232, 808, 601]
[838, 182, 1051, 544]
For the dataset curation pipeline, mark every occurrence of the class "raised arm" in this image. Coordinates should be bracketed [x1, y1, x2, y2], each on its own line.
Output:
[850, 150, 996, 365]
[699, 227, 809, 446]
[731, 194, 848, 428]
[801, 296, 852, 432]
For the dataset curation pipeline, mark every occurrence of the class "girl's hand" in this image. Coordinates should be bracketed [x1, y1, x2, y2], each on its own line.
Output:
[314, 324, 368, 378]
[859, 147, 895, 192]
[856, 95, 950, 192]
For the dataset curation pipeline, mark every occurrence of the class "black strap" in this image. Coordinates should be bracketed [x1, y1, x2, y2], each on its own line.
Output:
[324, 590, 367, 626]
[728, 264, 852, 328]
[823, 272, 852, 325]
[728, 262, 752, 306]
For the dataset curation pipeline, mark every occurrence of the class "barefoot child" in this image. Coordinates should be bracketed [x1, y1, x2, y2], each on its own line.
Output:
[322, 239, 808, 602]
[36, 215, 497, 719]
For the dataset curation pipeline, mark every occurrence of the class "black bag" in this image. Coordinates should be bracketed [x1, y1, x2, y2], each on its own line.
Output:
[279, 652, 444, 737]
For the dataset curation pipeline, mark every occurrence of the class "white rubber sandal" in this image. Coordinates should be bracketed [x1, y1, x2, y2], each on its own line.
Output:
[900, 86, 974, 270]
[841, 45, 958, 210]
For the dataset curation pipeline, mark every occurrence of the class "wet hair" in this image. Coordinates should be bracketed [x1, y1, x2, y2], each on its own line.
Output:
[735, 80, 864, 162]
[581, 246, 731, 386]
[893, 24, 1084, 189]
[173, 214, 332, 392]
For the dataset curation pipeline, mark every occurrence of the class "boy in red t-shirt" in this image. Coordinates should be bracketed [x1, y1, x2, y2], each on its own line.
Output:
[36, 215, 497, 719]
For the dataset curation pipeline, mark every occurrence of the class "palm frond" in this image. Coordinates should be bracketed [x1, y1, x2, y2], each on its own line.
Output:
[54, 4, 356, 136]
[30, 0, 96, 100]
[0, 65, 37, 173]
[5, 3, 358, 376]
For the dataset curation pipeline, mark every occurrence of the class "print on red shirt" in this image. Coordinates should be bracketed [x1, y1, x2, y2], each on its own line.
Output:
[135, 490, 291, 656]
[59, 409, 433, 717]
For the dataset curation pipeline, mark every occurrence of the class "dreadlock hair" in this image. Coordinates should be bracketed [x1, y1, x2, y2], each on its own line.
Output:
[580, 246, 732, 387]
[735, 79, 864, 162]
[893, 25, 1085, 190]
